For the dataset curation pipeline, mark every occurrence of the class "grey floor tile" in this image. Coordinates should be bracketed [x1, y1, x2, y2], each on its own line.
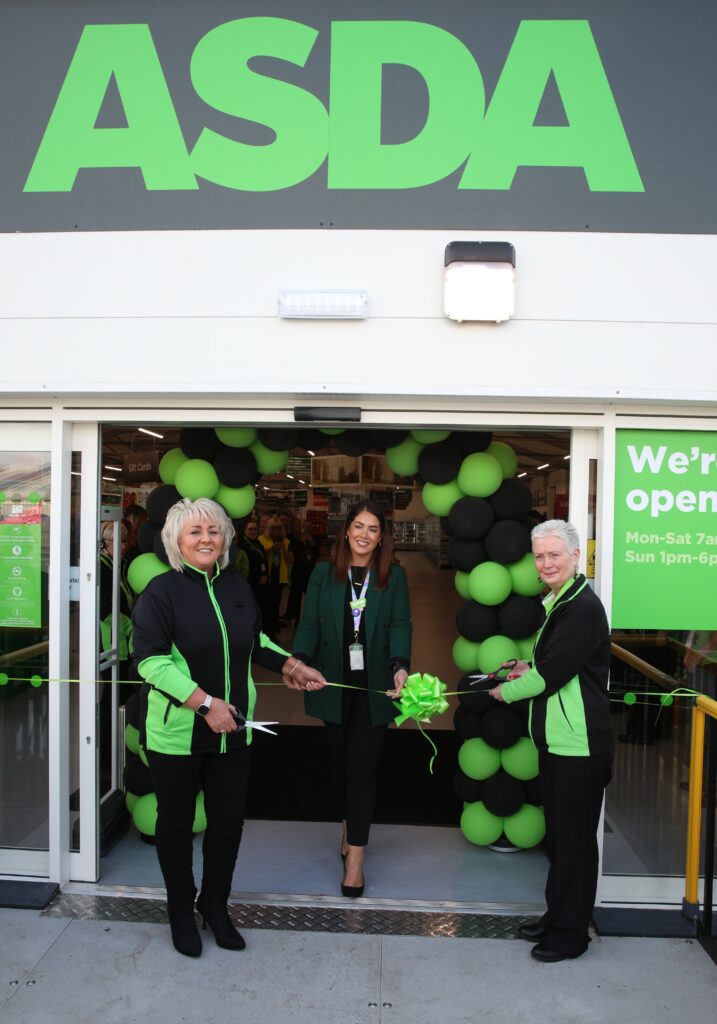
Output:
[0, 909, 71, 1002]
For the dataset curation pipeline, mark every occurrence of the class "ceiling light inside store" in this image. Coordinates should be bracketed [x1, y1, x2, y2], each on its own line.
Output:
[104, 465, 122, 472]
[278, 289, 368, 319]
[138, 427, 164, 439]
[563, 455, 571, 460]
[518, 472, 527, 478]
[443, 241, 516, 323]
[537, 463, 549, 470]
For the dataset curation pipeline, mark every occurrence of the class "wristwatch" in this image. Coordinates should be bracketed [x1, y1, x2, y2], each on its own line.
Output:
[195, 693, 213, 717]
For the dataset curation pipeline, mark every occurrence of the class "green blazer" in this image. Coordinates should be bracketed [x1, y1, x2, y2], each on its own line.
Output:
[294, 560, 412, 726]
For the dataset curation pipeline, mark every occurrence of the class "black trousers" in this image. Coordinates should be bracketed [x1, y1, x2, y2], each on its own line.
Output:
[324, 689, 388, 847]
[539, 751, 612, 953]
[147, 746, 250, 906]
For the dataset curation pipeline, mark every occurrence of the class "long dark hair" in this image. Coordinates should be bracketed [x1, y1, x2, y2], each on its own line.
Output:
[332, 500, 393, 590]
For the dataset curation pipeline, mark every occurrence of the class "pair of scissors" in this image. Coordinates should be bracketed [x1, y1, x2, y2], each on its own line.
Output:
[232, 709, 279, 736]
[468, 659, 517, 686]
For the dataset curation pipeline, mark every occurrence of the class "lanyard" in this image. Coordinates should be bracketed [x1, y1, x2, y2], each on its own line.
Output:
[348, 568, 370, 641]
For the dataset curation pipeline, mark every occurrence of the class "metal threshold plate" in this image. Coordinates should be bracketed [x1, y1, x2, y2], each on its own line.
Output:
[43, 892, 536, 940]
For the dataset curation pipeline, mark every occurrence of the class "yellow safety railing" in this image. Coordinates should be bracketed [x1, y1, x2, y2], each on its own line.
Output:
[683, 693, 717, 926]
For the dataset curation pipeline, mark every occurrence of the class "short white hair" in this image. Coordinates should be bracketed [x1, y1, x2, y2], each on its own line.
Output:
[531, 519, 580, 554]
[161, 498, 235, 572]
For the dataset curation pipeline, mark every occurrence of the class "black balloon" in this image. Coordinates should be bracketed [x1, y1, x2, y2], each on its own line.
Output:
[258, 428, 298, 451]
[489, 479, 534, 521]
[137, 520, 159, 554]
[453, 704, 483, 739]
[456, 601, 499, 642]
[498, 595, 544, 639]
[296, 429, 328, 453]
[484, 520, 531, 564]
[481, 771, 525, 817]
[179, 427, 222, 461]
[454, 770, 484, 804]
[146, 485, 181, 527]
[124, 690, 140, 729]
[214, 446, 258, 487]
[123, 755, 154, 797]
[371, 429, 408, 450]
[334, 430, 373, 456]
[457, 673, 495, 716]
[439, 516, 454, 537]
[418, 441, 463, 484]
[449, 497, 494, 540]
[481, 706, 524, 750]
[153, 531, 170, 564]
[447, 538, 486, 572]
[452, 431, 493, 455]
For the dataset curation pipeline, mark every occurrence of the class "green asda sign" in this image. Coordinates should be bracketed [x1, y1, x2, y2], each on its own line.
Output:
[613, 430, 717, 629]
[24, 18, 642, 194]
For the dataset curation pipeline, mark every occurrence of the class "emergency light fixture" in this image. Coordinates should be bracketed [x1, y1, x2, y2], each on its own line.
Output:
[278, 289, 368, 319]
[443, 241, 516, 323]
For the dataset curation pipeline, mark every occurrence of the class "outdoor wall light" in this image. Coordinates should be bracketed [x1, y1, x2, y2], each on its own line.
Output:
[443, 241, 516, 323]
[278, 288, 369, 319]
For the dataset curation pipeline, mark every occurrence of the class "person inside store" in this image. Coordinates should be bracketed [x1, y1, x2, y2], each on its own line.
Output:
[99, 520, 134, 702]
[292, 499, 411, 898]
[236, 517, 267, 599]
[488, 519, 613, 963]
[286, 517, 318, 626]
[258, 515, 294, 639]
[123, 503, 147, 562]
[132, 497, 325, 958]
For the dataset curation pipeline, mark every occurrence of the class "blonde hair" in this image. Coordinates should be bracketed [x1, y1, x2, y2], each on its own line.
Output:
[161, 498, 235, 572]
[101, 521, 128, 547]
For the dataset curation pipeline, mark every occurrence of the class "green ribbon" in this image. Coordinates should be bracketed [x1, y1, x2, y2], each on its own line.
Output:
[392, 672, 449, 774]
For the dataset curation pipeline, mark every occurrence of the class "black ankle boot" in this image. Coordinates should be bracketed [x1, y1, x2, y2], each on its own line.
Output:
[196, 893, 246, 950]
[167, 902, 202, 958]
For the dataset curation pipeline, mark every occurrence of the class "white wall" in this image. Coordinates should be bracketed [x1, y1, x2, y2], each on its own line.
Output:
[1, 228, 715, 403]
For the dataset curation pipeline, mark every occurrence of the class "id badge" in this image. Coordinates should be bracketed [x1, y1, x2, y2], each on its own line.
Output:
[349, 643, 365, 671]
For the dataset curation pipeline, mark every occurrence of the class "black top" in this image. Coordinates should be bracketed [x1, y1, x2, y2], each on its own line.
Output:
[240, 535, 267, 594]
[343, 565, 369, 690]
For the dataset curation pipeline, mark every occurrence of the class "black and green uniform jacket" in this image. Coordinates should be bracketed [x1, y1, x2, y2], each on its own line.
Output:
[293, 560, 412, 726]
[132, 563, 288, 756]
[501, 575, 613, 758]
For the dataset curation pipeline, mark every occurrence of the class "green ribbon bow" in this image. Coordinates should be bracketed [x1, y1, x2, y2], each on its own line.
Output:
[393, 672, 449, 773]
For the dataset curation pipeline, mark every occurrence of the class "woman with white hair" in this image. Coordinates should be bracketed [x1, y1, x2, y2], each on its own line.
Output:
[132, 498, 325, 958]
[489, 519, 612, 963]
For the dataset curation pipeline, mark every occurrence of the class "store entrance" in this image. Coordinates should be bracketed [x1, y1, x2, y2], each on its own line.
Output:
[94, 422, 573, 903]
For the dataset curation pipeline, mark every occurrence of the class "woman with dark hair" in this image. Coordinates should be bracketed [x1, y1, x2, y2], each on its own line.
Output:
[293, 500, 412, 897]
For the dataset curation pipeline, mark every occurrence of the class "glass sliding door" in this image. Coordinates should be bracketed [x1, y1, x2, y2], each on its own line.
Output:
[0, 425, 51, 875]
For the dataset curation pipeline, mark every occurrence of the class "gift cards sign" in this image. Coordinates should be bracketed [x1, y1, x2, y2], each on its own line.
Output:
[612, 430, 717, 628]
[0, 501, 42, 628]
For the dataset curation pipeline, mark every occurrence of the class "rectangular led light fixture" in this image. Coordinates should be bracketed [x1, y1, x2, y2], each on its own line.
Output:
[278, 289, 368, 319]
[444, 241, 516, 323]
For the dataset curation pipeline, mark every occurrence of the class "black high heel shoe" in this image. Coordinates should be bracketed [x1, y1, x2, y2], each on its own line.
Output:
[196, 893, 246, 950]
[167, 904, 202, 958]
[341, 856, 365, 898]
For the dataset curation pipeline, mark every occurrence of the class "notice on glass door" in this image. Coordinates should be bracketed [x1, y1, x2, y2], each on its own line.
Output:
[0, 500, 42, 628]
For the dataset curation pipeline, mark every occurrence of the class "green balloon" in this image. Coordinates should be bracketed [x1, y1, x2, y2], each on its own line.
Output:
[501, 736, 539, 781]
[193, 791, 207, 833]
[460, 801, 504, 846]
[458, 738, 502, 780]
[411, 429, 451, 444]
[249, 440, 289, 474]
[660, 693, 674, 707]
[422, 480, 464, 516]
[319, 428, 345, 436]
[215, 427, 256, 448]
[132, 792, 158, 836]
[508, 552, 545, 597]
[128, 552, 171, 594]
[487, 441, 518, 479]
[386, 437, 424, 476]
[124, 722, 140, 755]
[516, 634, 537, 660]
[159, 447, 188, 485]
[457, 452, 503, 498]
[454, 571, 471, 599]
[215, 484, 256, 519]
[477, 635, 520, 674]
[174, 458, 220, 500]
[125, 792, 139, 814]
[453, 636, 481, 673]
[28, 491, 42, 504]
[503, 804, 546, 848]
[624, 692, 637, 706]
[468, 562, 512, 605]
